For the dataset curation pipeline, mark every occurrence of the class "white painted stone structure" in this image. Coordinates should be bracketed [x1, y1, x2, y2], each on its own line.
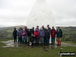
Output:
[27, 0, 55, 28]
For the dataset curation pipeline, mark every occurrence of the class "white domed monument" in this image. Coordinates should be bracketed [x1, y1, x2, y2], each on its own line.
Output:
[26, 0, 55, 28]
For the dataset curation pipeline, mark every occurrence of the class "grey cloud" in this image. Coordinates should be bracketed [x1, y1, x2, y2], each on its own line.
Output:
[0, 0, 76, 26]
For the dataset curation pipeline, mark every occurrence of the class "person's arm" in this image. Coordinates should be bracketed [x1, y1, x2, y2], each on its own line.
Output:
[56, 30, 58, 35]
[38, 31, 40, 36]
[55, 30, 56, 35]
[13, 31, 14, 36]
[16, 30, 17, 36]
[34, 32, 36, 36]
[17, 31, 18, 36]
[61, 30, 63, 37]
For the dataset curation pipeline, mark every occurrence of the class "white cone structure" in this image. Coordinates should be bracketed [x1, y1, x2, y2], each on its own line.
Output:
[26, 0, 55, 28]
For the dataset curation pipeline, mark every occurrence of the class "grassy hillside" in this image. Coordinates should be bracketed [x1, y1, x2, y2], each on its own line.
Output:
[0, 26, 24, 39]
[0, 26, 76, 43]
[0, 27, 13, 39]
[61, 27, 76, 43]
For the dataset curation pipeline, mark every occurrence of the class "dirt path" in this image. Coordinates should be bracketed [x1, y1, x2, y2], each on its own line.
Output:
[61, 42, 76, 47]
[0, 40, 18, 48]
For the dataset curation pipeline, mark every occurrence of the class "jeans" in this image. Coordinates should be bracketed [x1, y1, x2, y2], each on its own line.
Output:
[51, 38, 55, 45]
[44, 38, 50, 45]
[18, 36, 22, 43]
[22, 37, 27, 43]
[35, 38, 39, 45]
[14, 36, 17, 43]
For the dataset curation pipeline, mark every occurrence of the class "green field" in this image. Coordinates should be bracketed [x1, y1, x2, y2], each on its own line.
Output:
[0, 40, 76, 57]
[0, 45, 76, 57]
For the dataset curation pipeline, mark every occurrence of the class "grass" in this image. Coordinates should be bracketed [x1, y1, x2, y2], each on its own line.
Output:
[0, 42, 5, 47]
[0, 45, 76, 57]
[0, 39, 76, 57]
[0, 38, 13, 41]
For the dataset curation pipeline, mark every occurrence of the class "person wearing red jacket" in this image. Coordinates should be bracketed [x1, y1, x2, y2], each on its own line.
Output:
[51, 26, 56, 45]
[34, 28, 40, 45]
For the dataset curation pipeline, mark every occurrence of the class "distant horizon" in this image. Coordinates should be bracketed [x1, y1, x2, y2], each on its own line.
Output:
[0, 24, 76, 28]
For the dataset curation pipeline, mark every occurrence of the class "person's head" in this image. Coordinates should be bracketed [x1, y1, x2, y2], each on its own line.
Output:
[52, 26, 55, 29]
[47, 25, 49, 27]
[37, 25, 39, 29]
[19, 27, 22, 30]
[42, 25, 44, 29]
[32, 27, 34, 30]
[57, 27, 60, 30]
[14, 27, 16, 30]
[24, 26, 27, 30]
[47, 25, 50, 29]
[36, 28, 38, 31]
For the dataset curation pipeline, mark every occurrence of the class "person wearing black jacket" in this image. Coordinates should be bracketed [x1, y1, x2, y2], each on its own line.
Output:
[30, 27, 35, 46]
[13, 28, 17, 43]
[45, 27, 51, 45]
[56, 27, 63, 46]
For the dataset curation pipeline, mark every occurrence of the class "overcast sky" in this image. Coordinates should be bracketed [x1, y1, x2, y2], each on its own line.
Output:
[0, 0, 76, 27]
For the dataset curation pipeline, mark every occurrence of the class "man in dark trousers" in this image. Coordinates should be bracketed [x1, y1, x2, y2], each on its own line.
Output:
[13, 28, 17, 43]
[51, 27, 56, 45]
[56, 27, 63, 46]
[45, 27, 51, 45]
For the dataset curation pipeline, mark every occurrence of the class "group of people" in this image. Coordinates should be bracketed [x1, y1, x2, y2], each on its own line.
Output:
[13, 25, 63, 46]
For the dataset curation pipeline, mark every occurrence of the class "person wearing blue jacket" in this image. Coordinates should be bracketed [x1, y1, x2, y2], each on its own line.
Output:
[17, 27, 23, 44]
[56, 27, 63, 46]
